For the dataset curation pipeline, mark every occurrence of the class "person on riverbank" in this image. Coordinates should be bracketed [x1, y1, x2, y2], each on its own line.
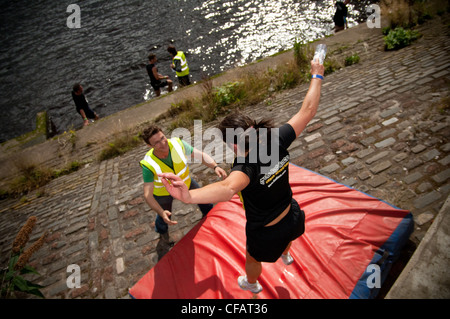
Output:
[158, 59, 324, 294]
[333, 0, 350, 33]
[140, 125, 227, 242]
[167, 45, 191, 87]
[146, 53, 173, 97]
[71, 83, 99, 126]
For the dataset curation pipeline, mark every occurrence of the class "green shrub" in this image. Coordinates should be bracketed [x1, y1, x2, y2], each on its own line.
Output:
[2, 160, 83, 198]
[273, 70, 301, 91]
[53, 161, 81, 178]
[323, 57, 342, 75]
[99, 132, 141, 161]
[345, 53, 360, 66]
[213, 82, 244, 107]
[384, 27, 420, 50]
[9, 166, 54, 195]
[201, 81, 245, 120]
[382, 26, 391, 35]
[168, 108, 203, 131]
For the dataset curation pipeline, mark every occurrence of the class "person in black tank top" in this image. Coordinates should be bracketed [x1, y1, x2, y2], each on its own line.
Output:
[159, 59, 324, 294]
[71, 83, 99, 126]
[146, 53, 173, 97]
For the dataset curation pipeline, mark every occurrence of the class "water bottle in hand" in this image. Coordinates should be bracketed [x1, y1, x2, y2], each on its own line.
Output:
[314, 44, 327, 65]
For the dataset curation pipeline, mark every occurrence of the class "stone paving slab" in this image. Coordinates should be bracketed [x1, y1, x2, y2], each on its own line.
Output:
[0, 15, 449, 299]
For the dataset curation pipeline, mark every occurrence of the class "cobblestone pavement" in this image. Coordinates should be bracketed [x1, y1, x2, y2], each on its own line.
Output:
[0, 15, 449, 299]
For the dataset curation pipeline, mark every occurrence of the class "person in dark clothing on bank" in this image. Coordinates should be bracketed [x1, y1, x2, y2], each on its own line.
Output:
[146, 53, 173, 97]
[333, 0, 350, 33]
[72, 83, 99, 126]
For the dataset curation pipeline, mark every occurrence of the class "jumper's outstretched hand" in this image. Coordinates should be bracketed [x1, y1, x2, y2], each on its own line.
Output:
[310, 59, 325, 76]
[158, 173, 192, 204]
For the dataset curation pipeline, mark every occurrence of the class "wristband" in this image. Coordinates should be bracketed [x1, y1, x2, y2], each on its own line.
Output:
[213, 165, 219, 171]
[311, 74, 324, 80]
[84, 117, 88, 121]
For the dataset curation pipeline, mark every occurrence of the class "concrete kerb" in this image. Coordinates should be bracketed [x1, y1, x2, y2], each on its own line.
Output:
[386, 195, 450, 299]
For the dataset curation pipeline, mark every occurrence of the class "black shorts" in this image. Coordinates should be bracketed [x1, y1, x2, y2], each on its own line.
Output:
[77, 106, 96, 119]
[151, 80, 168, 91]
[246, 198, 305, 262]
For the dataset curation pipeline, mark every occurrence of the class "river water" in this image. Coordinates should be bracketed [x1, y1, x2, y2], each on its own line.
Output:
[0, 0, 377, 142]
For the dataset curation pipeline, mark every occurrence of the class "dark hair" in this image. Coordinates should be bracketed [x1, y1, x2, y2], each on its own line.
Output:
[148, 53, 156, 61]
[141, 125, 162, 144]
[167, 45, 177, 56]
[218, 113, 274, 151]
[72, 83, 81, 93]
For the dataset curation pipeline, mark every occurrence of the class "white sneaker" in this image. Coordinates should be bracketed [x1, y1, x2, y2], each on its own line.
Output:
[281, 252, 294, 265]
[237, 275, 263, 294]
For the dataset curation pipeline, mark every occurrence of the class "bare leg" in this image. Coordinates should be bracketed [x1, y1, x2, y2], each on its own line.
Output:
[245, 251, 262, 284]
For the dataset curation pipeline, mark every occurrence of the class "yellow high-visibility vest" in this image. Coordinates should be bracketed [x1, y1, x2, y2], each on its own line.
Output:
[173, 51, 189, 77]
[140, 137, 191, 196]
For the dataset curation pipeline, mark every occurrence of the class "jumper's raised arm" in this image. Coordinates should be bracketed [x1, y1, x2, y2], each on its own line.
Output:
[287, 59, 324, 137]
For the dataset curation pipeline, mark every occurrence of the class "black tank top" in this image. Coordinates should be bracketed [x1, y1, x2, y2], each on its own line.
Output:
[146, 63, 160, 85]
[231, 123, 297, 230]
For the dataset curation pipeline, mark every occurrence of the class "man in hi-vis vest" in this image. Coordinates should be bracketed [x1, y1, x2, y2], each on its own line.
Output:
[167, 45, 191, 87]
[140, 125, 227, 239]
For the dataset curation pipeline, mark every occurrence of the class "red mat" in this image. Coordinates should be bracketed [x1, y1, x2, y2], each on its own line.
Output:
[129, 164, 411, 299]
